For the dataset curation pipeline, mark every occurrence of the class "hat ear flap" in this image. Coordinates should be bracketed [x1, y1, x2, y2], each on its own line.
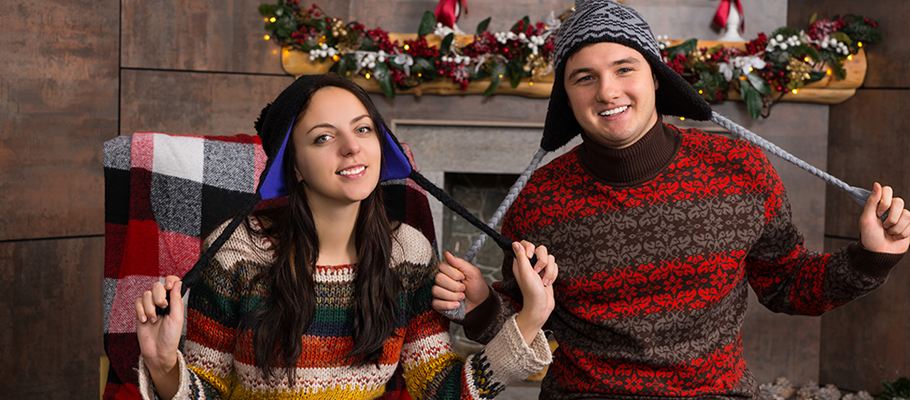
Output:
[254, 103, 271, 136]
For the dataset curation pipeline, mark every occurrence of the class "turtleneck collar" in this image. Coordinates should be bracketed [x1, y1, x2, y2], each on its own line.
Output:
[576, 120, 681, 187]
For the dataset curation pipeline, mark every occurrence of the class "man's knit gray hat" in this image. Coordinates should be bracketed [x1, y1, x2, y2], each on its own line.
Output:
[541, 0, 713, 151]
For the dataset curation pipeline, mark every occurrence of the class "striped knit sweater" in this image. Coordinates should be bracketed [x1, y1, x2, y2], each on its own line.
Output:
[137, 218, 551, 399]
[463, 122, 901, 399]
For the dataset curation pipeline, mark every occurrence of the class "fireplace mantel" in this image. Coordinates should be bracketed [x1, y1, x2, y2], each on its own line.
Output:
[281, 35, 867, 105]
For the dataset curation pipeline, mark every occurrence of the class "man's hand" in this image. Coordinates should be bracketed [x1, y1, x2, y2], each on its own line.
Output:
[860, 182, 910, 254]
[432, 251, 491, 316]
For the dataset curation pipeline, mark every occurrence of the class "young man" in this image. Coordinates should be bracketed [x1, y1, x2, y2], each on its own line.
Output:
[432, 0, 910, 398]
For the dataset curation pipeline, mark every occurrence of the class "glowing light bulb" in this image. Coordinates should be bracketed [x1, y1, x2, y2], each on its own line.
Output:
[847, 54, 853, 61]
[264, 35, 271, 41]
[529, 81, 534, 86]
[791, 89, 799, 94]
[858, 42, 863, 48]
[269, 17, 276, 23]
[365, 72, 371, 79]
[498, 74, 503, 79]
[332, 55, 339, 61]
[826, 69, 832, 76]
[804, 57, 811, 63]
[417, 73, 422, 77]
[403, 44, 410, 51]
[679, 117, 686, 121]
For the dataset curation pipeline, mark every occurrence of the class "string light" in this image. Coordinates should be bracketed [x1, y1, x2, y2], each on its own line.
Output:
[403, 44, 410, 51]
[417, 73, 422, 77]
[269, 17, 276, 23]
[847, 54, 853, 61]
[791, 89, 799, 94]
[529, 81, 534, 86]
[498, 74, 503, 79]
[365, 72, 371, 79]
[263, 17, 269, 22]
[803, 56, 811, 63]
[826, 69, 832, 76]
[739, 75, 747, 81]
[332, 55, 339, 61]
[679, 117, 686, 121]
[264, 35, 270, 41]
[858, 42, 863, 48]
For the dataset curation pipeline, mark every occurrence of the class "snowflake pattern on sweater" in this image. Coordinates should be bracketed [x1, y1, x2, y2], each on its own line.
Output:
[463, 123, 899, 400]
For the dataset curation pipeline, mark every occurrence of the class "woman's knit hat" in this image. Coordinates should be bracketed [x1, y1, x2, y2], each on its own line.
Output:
[254, 75, 413, 199]
[541, 0, 713, 151]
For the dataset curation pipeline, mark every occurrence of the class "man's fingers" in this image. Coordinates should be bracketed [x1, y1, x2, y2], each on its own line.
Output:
[434, 266, 466, 293]
[878, 184, 894, 218]
[431, 284, 465, 302]
[432, 299, 462, 312]
[883, 197, 905, 229]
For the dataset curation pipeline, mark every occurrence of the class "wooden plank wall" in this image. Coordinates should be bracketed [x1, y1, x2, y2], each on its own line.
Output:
[790, 0, 910, 393]
[0, 0, 118, 397]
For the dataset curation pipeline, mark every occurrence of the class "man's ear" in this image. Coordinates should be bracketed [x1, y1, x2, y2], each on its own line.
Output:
[653, 73, 659, 90]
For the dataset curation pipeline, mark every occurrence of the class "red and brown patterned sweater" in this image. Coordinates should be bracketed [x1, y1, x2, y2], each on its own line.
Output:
[462, 122, 901, 400]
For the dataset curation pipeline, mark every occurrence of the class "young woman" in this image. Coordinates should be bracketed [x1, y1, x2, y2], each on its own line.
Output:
[134, 74, 558, 400]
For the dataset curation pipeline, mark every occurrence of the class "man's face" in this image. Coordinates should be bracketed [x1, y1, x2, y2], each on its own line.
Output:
[563, 42, 659, 149]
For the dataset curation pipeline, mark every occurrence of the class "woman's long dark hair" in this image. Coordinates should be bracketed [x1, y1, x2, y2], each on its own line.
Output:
[242, 74, 402, 380]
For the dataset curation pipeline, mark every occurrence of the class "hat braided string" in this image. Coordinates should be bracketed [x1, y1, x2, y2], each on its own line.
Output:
[440, 147, 547, 320]
[709, 111, 873, 206]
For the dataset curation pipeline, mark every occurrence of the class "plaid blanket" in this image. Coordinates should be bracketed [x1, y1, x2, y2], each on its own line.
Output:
[102, 132, 433, 400]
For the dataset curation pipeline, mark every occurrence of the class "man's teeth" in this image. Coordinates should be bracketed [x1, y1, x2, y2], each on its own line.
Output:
[600, 106, 629, 116]
[339, 166, 366, 176]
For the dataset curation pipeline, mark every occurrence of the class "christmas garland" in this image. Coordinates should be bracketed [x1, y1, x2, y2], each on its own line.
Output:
[259, 1, 882, 119]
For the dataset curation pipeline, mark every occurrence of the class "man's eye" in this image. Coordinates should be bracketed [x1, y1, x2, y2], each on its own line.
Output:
[618, 68, 632, 74]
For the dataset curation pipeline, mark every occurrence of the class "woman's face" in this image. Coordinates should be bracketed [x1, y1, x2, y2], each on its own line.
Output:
[292, 86, 382, 209]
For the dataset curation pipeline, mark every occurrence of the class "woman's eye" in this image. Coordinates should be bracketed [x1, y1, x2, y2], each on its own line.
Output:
[314, 134, 331, 144]
[356, 126, 374, 135]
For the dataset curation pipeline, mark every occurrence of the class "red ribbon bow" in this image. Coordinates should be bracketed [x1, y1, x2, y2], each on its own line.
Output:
[434, 0, 468, 28]
[713, 0, 744, 33]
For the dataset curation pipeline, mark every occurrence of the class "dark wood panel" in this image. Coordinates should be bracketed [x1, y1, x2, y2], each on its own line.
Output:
[0, 0, 119, 241]
[820, 237, 910, 391]
[789, 0, 910, 88]
[121, 0, 286, 74]
[120, 70, 294, 137]
[825, 89, 910, 238]
[0, 237, 105, 398]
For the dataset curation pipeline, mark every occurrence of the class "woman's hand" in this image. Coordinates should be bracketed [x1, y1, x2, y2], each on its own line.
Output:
[512, 241, 557, 345]
[432, 251, 490, 315]
[135, 275, 183, 399]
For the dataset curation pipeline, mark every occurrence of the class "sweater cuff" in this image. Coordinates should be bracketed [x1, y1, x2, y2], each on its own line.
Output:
[478, 314, 552, 386]
[848, 241, 905, 279]
[138, 351, 191, 400]
[461, 287, 502, 327]
[461, 288, 504, 344]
